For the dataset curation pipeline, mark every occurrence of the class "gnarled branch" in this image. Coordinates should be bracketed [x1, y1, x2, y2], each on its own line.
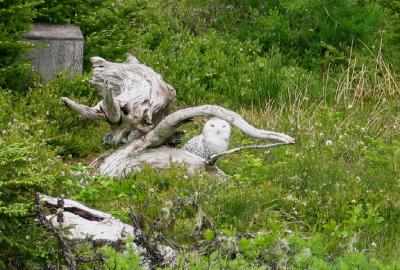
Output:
[93, 105, 294, 178]
[143, 105, 295, 148]
[61, 97, 105, 120]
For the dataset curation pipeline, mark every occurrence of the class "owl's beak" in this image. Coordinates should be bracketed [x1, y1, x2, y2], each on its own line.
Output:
[265, 131, 295, 144]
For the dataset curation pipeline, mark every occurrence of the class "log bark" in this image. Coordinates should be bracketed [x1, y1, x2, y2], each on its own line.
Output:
[92, 105, 295, 178]
[62, 54, 175, 144]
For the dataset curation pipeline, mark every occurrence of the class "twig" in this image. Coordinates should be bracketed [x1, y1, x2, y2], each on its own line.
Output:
[206, 142, 292, 165]
[127, 208, 164, 268]
[35, 193, 77, 270]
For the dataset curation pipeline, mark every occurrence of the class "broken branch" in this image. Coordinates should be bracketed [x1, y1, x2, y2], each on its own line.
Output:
[206, 142, 291, 165]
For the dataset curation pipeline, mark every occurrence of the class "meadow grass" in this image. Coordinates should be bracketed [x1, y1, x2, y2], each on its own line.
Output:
[3, 51, 398, 268]
[2, 0, 400, 268]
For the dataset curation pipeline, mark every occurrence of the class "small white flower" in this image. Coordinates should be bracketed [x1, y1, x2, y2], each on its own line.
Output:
[325, 140, 333, 146]
[148, 188, 154, 193]
[161, 207, 170, 217]
[371, 242, 377, 247]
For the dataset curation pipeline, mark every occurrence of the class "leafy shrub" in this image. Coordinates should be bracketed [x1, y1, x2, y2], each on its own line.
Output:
[381, 0, 400, 68]
[250, 0, 383, 65]
[0, 0, 38, 91]
[171, 0, 385, 67]
[100, 239, 142, 270]
[34, 0, 112, 24]
[0, 75, 106, 268]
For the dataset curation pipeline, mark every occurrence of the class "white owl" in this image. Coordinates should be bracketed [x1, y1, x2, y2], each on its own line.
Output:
[182, 117, 231, 159]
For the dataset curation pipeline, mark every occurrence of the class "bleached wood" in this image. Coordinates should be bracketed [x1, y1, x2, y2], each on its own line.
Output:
[95, 145, 209, 178]
[46, 212, 137, 243]
[143, 105, 295, 148]
[61, 97, 105, 120]
[92, 105, 295, 178]
[40, 194, 177, 267]
[41, 194, 112, 220]
[102, 87, 120, 123]
[62, 54, 175, 144]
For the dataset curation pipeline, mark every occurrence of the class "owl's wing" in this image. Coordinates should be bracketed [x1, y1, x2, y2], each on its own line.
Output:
[182, 135, 200, 151]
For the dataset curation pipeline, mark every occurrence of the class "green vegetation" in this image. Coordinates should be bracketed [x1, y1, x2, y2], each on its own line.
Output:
[0, 0, 399, 269]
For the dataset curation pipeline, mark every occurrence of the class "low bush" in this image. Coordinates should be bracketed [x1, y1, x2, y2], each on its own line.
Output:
[0, 0, 38, 92]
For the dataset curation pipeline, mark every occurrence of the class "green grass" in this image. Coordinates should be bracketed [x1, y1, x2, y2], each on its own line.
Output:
[1, 0, 400, 268]
[1, 52, 399, 268]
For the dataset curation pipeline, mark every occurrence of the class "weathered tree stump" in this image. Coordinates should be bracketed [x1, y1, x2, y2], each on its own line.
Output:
[62, 54, 176, 144]
[24, 23, 84, 83]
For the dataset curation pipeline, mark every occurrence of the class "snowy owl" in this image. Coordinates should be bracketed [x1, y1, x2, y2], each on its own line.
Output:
[182, 117, 231, 159]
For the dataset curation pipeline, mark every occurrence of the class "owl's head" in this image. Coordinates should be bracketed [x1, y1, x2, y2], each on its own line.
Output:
[202, 117, 231, 140]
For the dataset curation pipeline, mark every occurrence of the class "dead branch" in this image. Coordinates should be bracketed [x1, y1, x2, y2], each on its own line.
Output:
[35, 193, 78, 270]
[143, 105, 295, 149]
[206, 142, 291, 165]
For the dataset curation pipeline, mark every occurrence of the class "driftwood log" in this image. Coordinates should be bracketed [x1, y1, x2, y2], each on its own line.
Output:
[92, 105, 295, 178]
[62, 54, 175, 144]
[37, 194, 177, 269]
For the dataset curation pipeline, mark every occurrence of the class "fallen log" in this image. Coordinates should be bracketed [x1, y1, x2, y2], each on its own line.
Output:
[37, 194, 177, 269]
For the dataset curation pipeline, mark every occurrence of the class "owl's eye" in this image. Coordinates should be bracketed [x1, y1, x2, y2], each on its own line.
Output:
[222, 125, 226, 128]
[210, 124, 215, 127]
